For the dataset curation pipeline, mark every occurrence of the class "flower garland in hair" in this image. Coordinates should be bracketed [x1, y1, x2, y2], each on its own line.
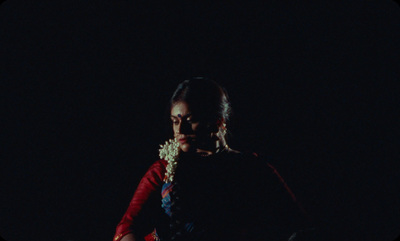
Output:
[159, 138, 180, 183]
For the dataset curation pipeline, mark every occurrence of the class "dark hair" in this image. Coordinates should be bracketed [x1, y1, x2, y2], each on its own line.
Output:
[170, 77, 231, 123]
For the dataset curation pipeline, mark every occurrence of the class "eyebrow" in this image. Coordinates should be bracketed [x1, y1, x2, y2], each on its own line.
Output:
[170, 113, 192, 119]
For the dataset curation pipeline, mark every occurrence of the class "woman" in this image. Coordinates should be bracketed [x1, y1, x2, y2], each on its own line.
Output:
[113, 78, 310, 241]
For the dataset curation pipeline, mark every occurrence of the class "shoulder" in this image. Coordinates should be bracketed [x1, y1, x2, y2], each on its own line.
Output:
[224, 148, 258, 159]
[226, 149, 280, 174]
[223, 148, 262, 166]
[140, 160, 168, 186]
[149, 159, 168, 170]
[226, 150, 296, 199]
[220, 148, 263, 178]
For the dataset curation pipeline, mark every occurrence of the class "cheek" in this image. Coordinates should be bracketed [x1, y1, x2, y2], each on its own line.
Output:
[180, 143, 191, 152]
[191, 123, 200, 132]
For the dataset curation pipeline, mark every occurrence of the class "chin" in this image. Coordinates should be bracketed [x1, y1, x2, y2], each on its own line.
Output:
[180, 143, 194, 152]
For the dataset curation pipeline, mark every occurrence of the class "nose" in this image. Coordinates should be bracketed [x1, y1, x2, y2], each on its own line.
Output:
[175, 121, 191, 135]
[175, 122, 182, 135]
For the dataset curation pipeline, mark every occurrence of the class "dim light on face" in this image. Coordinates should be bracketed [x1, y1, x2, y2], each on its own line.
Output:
[170, 101, 211, 153]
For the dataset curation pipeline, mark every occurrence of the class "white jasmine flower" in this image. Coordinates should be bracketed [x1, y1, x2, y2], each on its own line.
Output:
[159, 138, 180, 183]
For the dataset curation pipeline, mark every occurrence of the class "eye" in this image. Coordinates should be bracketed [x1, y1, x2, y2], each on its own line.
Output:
[171, 119, 179, 125]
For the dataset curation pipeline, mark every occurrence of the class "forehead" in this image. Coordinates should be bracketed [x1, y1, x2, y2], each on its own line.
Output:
[171, 101, 191, 117]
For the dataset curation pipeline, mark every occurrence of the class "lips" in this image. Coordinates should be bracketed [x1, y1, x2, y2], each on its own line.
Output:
[178, 138, 187, 144]
[176, 135, 195, 144]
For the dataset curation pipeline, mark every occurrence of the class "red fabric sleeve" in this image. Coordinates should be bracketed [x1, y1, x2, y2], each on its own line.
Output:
[266, 162, 309, 220]
[113, 160, 167, 241]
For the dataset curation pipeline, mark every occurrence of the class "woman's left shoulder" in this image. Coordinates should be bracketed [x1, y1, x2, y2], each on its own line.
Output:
[224, 148, 262, 164]
[225, 148, 258, 158]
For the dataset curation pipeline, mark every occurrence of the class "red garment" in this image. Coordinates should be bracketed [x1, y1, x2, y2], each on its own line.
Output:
[113, 160, 167, 241]
[113, 152, 309, 241]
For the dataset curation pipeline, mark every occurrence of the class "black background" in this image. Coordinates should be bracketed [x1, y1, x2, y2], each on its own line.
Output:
[1, 1, 400, 241]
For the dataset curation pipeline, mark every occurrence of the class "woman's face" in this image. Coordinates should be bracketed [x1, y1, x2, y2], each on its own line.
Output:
[170, 101, 213, 152]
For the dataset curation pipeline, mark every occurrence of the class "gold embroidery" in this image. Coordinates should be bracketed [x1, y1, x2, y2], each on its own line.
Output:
[114, 234, 122, 240]
[151, 229, 160, 241]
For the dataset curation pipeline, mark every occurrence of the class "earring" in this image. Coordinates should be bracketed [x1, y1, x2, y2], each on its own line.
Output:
[221, 123, 227, 135]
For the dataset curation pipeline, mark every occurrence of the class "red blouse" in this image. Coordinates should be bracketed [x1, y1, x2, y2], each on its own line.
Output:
[113, 153, 309, 241]
[113, 160, 167, 241]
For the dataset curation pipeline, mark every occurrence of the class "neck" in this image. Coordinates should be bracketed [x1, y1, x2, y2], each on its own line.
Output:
[195, 139, 227, 156]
